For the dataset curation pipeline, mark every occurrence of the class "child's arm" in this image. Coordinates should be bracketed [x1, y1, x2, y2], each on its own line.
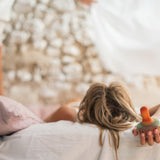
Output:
[44, 105, 77, 122]
[45, 99, 81, 123]
[76, 0, 97, 6]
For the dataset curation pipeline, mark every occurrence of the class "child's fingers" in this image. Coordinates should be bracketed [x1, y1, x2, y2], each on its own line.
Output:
[147, 131, 154, 146]
[140, 132, 146, 145]
[154, 128, 160, 143]
[132, 127, 138, 136]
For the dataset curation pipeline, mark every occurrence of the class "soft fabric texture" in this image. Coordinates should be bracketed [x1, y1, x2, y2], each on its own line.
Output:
[0, 96, 42, 136]
[0, 121, 160, 160]
[90, 0, 160, 76]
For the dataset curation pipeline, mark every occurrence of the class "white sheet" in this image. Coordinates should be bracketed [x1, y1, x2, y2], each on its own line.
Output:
[0, 121, 160, 160]
[90, 0, 160, 76]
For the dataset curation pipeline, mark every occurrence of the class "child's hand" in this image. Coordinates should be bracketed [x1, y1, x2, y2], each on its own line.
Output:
[132, 127, 160, 146]
[77, 0, 97, 6]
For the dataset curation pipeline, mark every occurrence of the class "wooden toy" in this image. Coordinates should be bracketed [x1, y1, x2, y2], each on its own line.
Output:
[137, 106, 160, 132]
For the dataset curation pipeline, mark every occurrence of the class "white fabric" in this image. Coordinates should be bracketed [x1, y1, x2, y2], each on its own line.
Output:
[90, 0, 160, 76]
[0, 121, 160, 160]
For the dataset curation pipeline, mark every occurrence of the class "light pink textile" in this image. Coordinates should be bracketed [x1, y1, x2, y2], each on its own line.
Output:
[0, 96, 42, 136]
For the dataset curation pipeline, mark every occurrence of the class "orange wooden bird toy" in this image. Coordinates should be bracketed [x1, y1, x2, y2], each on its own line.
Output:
[137, 106, 160, 132]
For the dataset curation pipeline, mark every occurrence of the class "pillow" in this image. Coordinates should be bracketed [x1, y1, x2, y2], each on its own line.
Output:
[0, 96, 43, 136]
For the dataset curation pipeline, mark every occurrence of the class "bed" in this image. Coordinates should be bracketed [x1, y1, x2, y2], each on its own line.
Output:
[0, 121, 160, 160]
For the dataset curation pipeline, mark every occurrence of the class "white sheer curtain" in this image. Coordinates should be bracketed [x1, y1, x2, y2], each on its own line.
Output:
[90, 0, 160, 76]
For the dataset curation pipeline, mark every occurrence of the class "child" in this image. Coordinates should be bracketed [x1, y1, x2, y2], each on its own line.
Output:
[45, 82, 141, 160]
[76, 0, 160, 147]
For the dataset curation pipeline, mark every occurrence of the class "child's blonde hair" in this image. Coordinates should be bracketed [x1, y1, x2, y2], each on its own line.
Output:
[77, 82, 140, 160]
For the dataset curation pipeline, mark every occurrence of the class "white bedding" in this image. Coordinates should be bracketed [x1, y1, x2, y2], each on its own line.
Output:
[0, 121, 160, 160]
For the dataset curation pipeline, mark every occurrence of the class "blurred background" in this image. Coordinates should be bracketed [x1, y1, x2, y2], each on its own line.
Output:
[1, 0, 160, 109]
[2, 0, 107, 105]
